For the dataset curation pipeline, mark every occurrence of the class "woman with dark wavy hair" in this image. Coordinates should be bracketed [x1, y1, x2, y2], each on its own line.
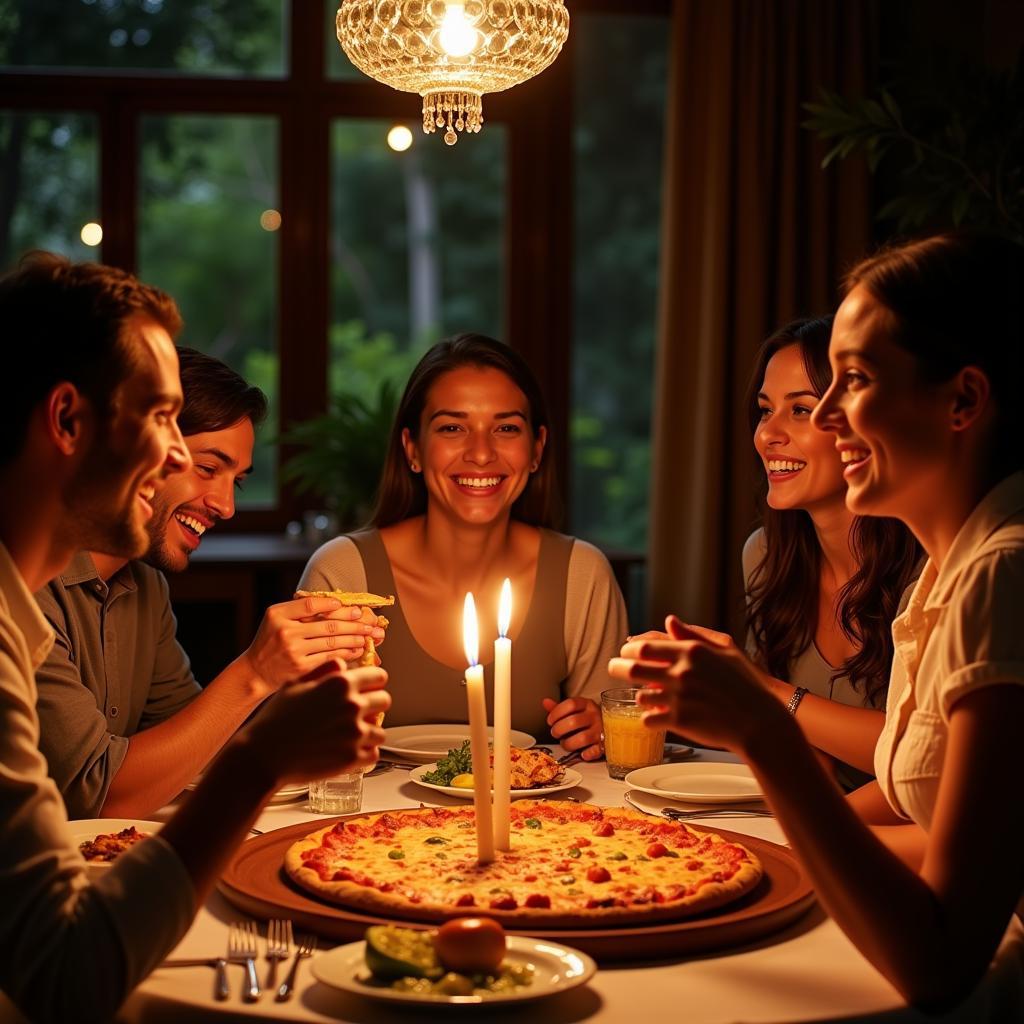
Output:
[300, 334, 627, 756]
[743, 316, 921, 790]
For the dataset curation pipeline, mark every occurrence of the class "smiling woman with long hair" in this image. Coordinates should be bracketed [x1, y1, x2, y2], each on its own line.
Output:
[300, 334, 627, 758]
[744, 316, 920, 789]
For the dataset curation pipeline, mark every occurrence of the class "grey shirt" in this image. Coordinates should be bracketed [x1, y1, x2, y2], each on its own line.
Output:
[34, 551, 200, 818]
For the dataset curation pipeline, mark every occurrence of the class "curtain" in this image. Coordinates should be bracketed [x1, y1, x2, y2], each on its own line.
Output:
[647, 0, 878, 634]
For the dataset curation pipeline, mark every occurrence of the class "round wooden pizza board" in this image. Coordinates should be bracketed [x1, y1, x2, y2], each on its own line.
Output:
[218, 816, 815, 963]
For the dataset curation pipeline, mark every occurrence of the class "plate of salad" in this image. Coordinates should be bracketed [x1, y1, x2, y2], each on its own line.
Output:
[408, 742, 582, 799]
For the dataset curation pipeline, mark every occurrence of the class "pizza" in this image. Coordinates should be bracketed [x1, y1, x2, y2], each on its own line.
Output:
[295, 589, 395, 667]
[78, 825, 150, 862]
[284, 800, 763, 927]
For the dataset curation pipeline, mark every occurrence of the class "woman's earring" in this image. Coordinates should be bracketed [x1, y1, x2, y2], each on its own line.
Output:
[409, 460, 420, 472]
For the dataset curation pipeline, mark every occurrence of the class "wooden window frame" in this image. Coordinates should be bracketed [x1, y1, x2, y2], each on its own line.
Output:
[0, 0, 670, 531]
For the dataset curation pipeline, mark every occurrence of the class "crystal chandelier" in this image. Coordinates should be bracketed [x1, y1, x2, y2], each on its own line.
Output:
[337, 1, 570, 145]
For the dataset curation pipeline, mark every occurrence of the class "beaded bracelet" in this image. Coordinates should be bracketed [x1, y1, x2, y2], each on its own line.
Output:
[786, 685, 808, 716]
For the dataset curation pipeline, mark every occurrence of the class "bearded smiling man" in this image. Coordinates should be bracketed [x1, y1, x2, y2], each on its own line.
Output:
[35, 347, 386, 819]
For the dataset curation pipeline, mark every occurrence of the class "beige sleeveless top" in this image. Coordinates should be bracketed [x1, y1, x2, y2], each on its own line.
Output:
[347, 529, 571, 736]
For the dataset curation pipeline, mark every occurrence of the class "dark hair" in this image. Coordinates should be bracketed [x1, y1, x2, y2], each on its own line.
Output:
[176, 346, 268, 436]
[744, 316, 921, 707]
[373, 333, 560, 529]
[844, 230, 1024, 476]
[0, 251, 182, 466]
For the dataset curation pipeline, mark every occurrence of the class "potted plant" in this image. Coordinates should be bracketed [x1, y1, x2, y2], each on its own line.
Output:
[802, 55, 1023, 241]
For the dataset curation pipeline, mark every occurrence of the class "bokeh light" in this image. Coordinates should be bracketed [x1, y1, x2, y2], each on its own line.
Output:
[80, 221, 103, 246]
[387, 125, 414, 152]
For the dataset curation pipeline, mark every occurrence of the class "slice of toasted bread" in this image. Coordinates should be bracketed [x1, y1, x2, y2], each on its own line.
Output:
[295, 589, 395, 608]
[295, 590, 395, 666]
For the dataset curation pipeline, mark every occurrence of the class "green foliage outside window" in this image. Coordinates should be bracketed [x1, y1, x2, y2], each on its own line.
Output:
[0, 0, 285, 76]
[571, 14, 668, 552]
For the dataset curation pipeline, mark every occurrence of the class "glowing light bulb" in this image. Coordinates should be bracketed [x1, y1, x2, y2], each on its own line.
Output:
[80, 222, 103, 247]
[439, 4, 476, 58]
[387, 125, 413, 152]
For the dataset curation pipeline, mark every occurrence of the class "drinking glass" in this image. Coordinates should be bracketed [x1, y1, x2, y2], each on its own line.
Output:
[308, 771, 363, 814]
[601, 687, 667, 780]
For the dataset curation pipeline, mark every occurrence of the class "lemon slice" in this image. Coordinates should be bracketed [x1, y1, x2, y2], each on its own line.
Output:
[450, 773, 475, 788]
[364, 925, 442, 981]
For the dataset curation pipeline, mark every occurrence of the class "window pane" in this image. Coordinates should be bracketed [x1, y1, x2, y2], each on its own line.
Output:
[0, 0, 286, 77]
[329, 118, 505, 396]
[324, 0, 362, 80]
[0, 111, 99, 266]
[571, 14, 668, 553]
[138, 114, 279, 507]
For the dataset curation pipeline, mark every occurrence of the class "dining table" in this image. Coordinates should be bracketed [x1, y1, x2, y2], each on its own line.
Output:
[89, 746, 1020, 1024]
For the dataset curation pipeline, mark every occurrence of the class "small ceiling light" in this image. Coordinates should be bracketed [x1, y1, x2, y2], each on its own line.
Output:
[259, 209, 282, 231]
[387, 125, 414, 152]
[337, 1, 569, 146]
[80, 222, 103, 246]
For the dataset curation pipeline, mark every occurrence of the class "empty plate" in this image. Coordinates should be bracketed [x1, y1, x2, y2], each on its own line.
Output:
[381, 724, 535, 763]
[624, 762, 762, 804]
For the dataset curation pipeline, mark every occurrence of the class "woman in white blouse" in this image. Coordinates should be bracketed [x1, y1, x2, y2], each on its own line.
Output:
[612, 231, 1024, 1012]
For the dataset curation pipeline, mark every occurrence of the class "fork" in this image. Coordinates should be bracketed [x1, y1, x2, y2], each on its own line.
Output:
[228, 921, 261, 1002]
[265, 919, 292, 992]
[557, 751, 583, 767]
[660, 806, 774, 820]
[275, 933, 316, 1002]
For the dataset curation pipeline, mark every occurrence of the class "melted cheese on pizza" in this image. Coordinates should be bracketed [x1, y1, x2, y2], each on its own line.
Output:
[289, 800, 760, 915]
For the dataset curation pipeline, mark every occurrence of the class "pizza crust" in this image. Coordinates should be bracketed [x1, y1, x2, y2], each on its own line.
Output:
[284, 801, 763, 927]
[294, 589, 394, 667]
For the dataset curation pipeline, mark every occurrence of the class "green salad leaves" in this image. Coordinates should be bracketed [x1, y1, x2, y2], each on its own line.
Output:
[421, 740, 473, 785]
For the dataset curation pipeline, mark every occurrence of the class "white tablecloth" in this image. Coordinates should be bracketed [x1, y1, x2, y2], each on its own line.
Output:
[100, 748, 1021, 1023]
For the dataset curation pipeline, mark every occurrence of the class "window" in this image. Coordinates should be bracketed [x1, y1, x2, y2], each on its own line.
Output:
[138, 113, 280, 504]
[328, 118, 506, 395]
[0, 0, 286, 76]
[1, 1, 669, 547]
[0, 111, 98, 265]
[571, 13, 669, 554]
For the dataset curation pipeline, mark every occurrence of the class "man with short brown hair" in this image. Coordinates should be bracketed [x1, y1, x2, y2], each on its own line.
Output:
[0, 252, 388, 1022]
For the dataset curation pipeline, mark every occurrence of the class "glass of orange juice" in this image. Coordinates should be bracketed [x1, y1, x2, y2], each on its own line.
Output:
[601, 688, 666, 779]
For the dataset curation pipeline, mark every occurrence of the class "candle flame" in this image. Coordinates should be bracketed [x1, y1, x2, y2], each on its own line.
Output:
[498, 577, 512, 638]
[463, 591, 479, 667]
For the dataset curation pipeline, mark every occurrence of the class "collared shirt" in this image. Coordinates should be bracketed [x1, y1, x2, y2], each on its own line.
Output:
[875, 471, 1024, 829]
[34, 551, 200, 818]
[0, 540, 195, 1022]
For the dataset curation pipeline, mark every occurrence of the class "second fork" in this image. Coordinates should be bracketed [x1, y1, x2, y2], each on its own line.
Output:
[228, 921, 261, 1002]
[265, 919, 292, 992]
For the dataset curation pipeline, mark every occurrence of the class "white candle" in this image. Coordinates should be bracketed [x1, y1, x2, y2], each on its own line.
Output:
[463, 593, 494, 864]
[492, 578, 512, 850]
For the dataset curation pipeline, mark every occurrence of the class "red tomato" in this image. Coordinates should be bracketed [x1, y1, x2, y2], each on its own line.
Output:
[434, 917, 506, 974]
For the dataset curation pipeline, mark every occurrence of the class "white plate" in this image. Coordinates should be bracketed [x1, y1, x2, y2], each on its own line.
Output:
[311, 935, 596, 1006]
[624, 762, 763, 803]
[381, 724, 535, 763]
[409, 764, 583, 800]
[184, 777, 308, 804]
[69, 818, 164, 877]
[624, 788, 769, 818]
